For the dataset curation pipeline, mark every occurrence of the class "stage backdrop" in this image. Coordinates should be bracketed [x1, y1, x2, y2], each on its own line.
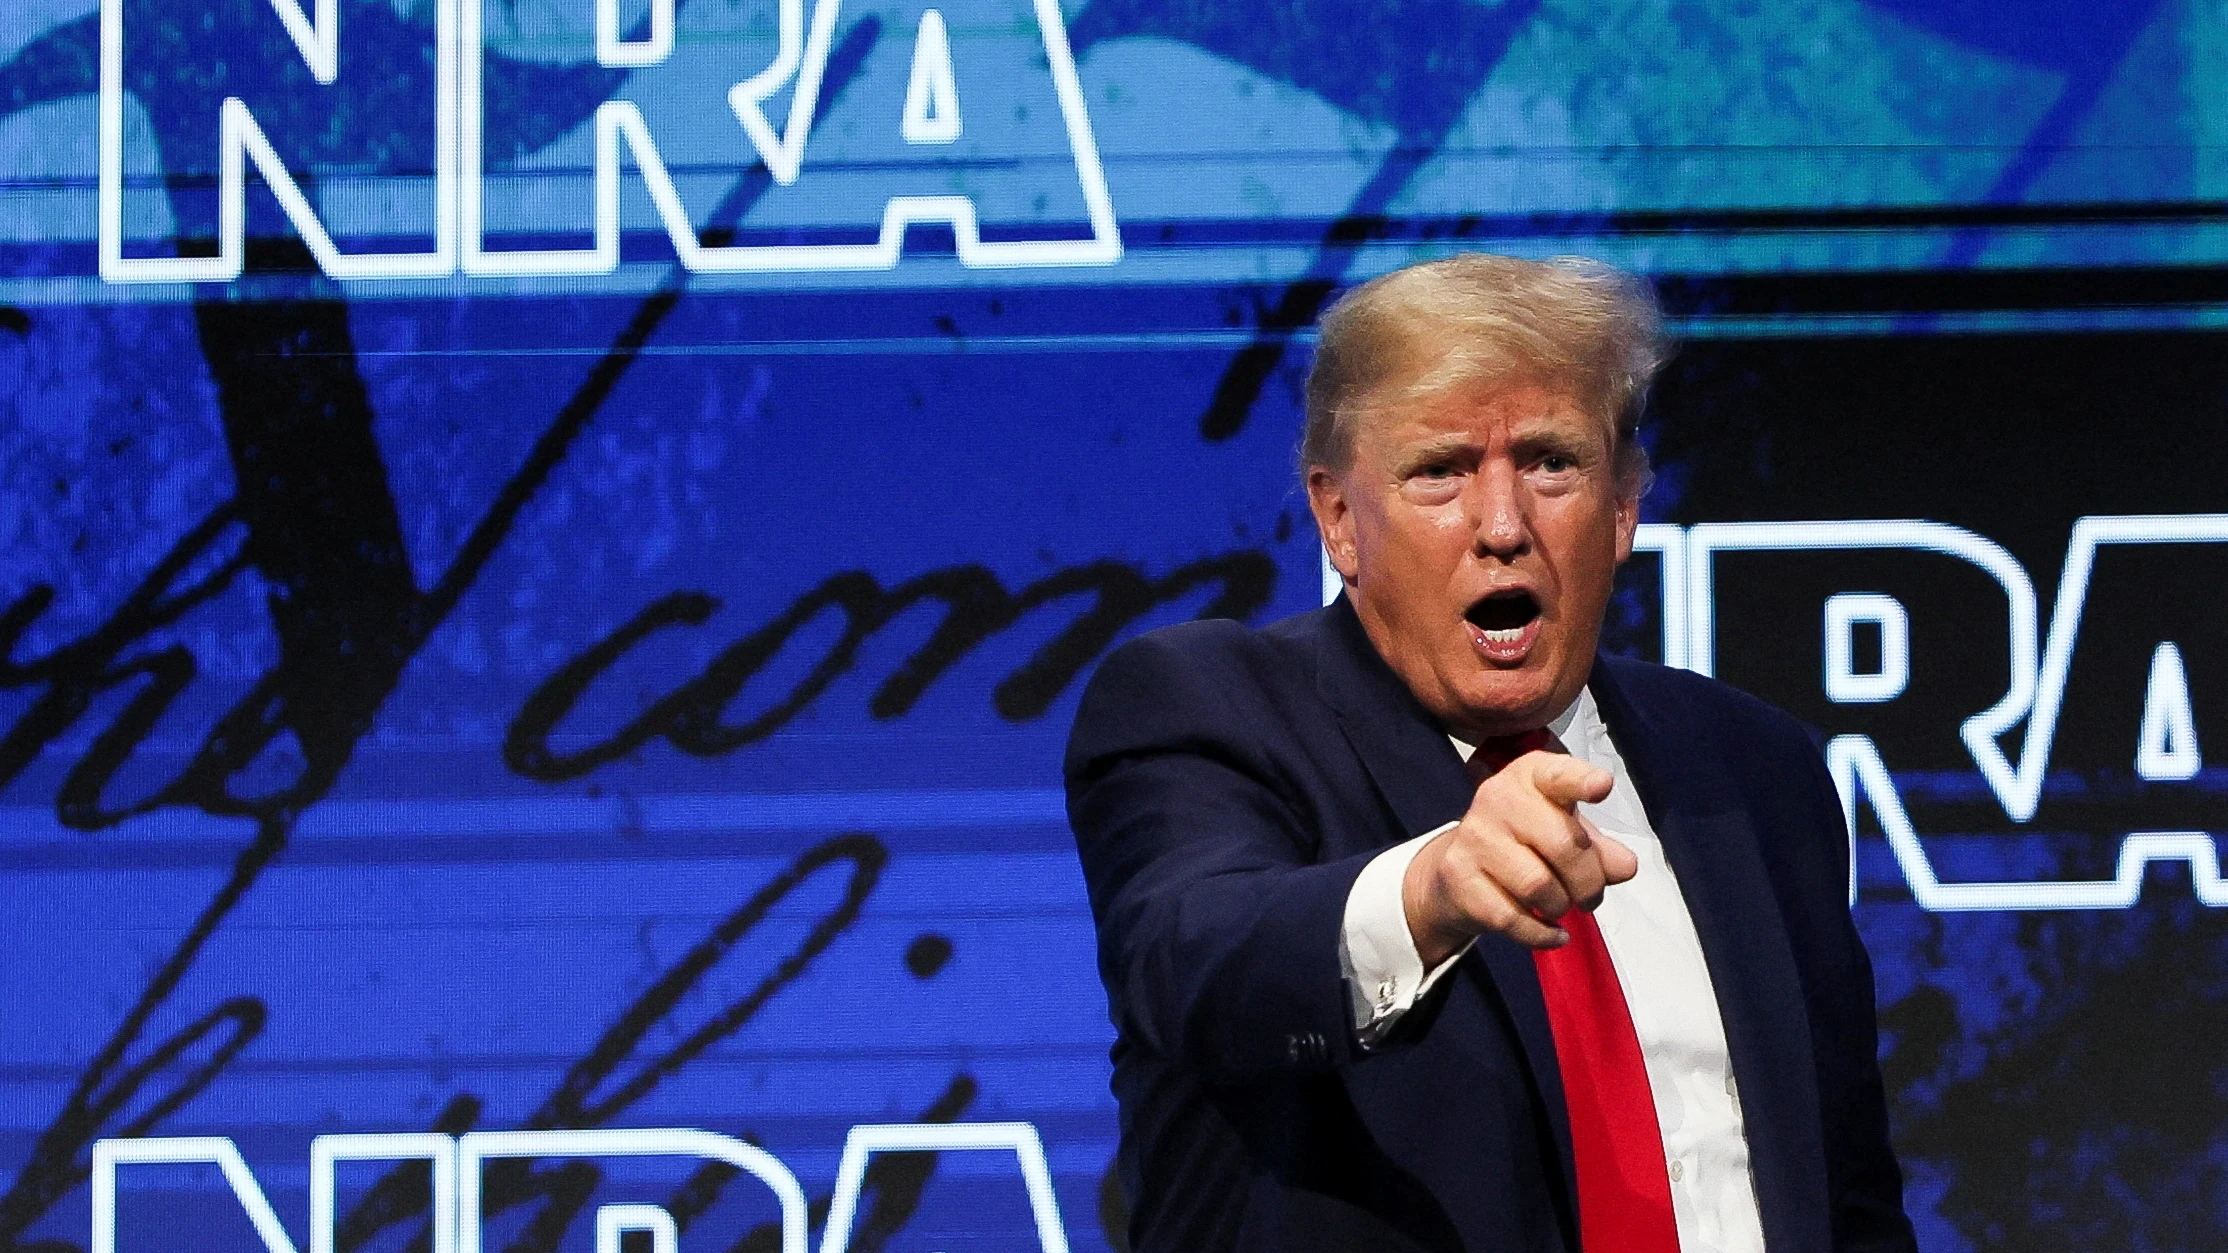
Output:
[3, 1, 2226, 1250]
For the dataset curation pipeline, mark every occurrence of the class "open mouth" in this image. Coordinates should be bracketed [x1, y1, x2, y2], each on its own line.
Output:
[1464, 590, 1542, 662]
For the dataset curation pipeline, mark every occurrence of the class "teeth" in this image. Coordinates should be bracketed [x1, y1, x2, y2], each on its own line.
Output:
[1478, 626, 1525, 643]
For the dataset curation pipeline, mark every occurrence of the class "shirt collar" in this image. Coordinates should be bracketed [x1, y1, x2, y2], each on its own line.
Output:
[1548, 686, 1597, 750]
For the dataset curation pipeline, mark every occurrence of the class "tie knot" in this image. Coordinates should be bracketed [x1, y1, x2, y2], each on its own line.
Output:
[1466, 727, 1554, 783]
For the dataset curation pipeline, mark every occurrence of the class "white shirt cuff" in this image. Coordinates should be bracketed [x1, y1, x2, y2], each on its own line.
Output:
[1340, 820, 1474, 1047]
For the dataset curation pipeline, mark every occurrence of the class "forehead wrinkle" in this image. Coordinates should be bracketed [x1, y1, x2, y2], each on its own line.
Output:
[1367, 378, 1597, 447]
[1505, 411, 1604, 454]
[1382, 430, 1476, 467]
[1411, 429, 1475, 451]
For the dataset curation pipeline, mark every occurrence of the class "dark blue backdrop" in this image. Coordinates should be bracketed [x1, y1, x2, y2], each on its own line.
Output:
[3, 1, 2226, 1250]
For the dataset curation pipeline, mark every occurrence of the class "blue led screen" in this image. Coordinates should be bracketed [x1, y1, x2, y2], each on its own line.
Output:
[3, 1, 2227, 1250]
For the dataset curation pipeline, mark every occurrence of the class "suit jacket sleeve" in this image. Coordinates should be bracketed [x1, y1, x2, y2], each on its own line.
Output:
[1065, 627, 1376, 1084]
[1774, 716, 1919, 1253]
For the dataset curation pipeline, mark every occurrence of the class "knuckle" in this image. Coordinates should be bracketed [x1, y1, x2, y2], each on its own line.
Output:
[1466, 828, 1514, 864]
[1444, 876, 1489, 921]
[1519, 886, 1565, 918]
[1500, 819, 1550, 857]
[1504, 863, 1552, 901]
[1441, 841, 1486, 882]
[1459, 814, 1504, 847]
[1533, 825, 1581, 861]
[1475, 891, 1520, 931]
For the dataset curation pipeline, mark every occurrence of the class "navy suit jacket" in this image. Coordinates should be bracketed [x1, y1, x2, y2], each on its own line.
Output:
[1065, 598, 1916, 1253]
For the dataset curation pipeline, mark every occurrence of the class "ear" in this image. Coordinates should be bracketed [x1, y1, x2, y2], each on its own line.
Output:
[1307, 465, 1360, 585]
[1612, 488, 1639, 566]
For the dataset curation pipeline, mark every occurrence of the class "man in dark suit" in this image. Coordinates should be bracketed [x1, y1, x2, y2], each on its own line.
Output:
[1065, 254, 1916, 1252]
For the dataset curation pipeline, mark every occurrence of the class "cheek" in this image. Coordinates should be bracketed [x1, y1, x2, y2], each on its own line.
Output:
[1537, 500, 1624, 581]
[1361, 494, 1464, 550]
[1422, 500, 1470, 533]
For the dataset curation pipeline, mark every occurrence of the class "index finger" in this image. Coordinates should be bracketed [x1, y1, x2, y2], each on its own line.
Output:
[1525, 752, 1614, 810]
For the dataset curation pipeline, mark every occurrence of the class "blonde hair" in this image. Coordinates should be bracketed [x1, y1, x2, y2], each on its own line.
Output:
[1301, 253, 1667, 493]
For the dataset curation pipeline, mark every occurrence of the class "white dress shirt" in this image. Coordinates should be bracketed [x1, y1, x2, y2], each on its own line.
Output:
[1337, 687, 1767, 1253]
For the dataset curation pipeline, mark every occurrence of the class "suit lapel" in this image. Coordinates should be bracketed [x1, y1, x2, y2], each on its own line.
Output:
[1311, 598, 1578, 1230]
[1311, 597, 1475, 844]
[1309, 610, 1835, 1245]
[1588, 657, 1834, 1251]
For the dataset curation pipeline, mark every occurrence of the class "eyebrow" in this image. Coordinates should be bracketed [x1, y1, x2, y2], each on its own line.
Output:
[1389, 434, 1478, 471]
[1512, 427, 1588, 452]
[1508, 421, 1602, 459]
[1401, 434, 1475, 461]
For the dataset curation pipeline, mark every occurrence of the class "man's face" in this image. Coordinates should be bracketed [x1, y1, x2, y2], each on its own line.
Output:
[1307, 371, 1637, 740]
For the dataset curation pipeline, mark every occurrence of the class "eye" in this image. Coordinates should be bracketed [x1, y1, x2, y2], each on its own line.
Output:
[1399, 459, 1467, 502]
[1538, 453, 1576, 474]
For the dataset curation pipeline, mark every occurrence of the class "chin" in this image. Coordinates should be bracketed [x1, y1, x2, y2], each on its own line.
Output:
[1449, 668, 1563, 733]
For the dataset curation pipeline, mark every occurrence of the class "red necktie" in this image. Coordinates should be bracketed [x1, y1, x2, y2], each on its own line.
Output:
[1470, 732, 1681, 1253]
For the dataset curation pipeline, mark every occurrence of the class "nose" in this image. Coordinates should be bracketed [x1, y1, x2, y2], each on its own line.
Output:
[1471, 459, 1528, 559]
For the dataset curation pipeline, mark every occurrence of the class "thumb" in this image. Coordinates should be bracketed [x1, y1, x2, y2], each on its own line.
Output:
[1593, 829, 1639, 885]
